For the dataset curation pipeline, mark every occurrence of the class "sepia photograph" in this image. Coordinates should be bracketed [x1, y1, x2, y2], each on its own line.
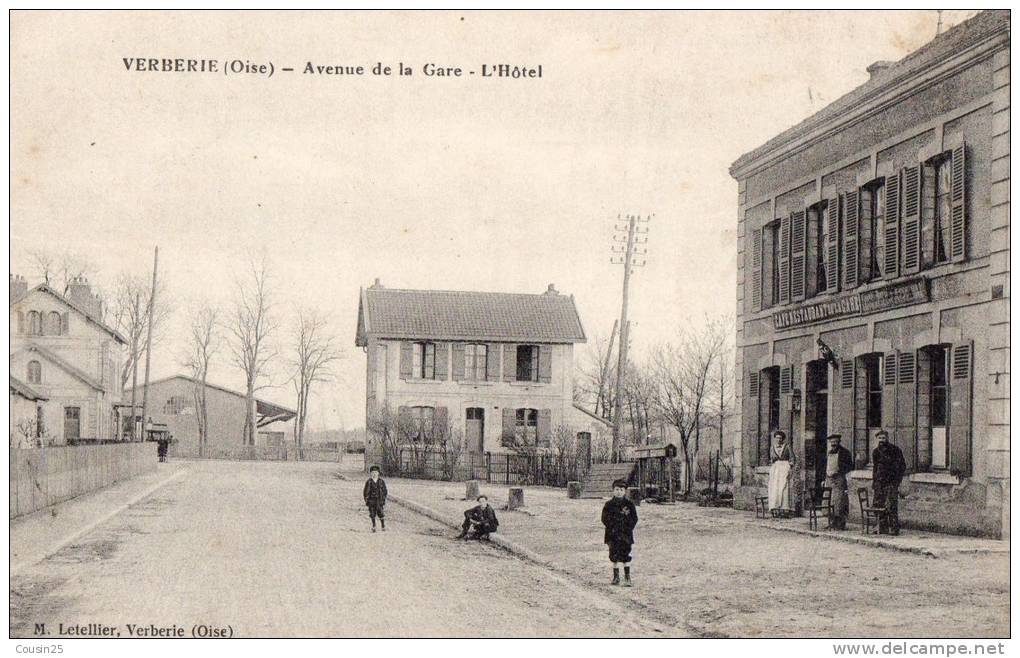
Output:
[6, 8, 1011, 649]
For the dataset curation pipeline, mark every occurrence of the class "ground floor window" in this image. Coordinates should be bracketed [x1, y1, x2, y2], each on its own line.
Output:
[408, 406, 435, 442]
[515, 408, 538, 445]
[928, 345, 949, 470]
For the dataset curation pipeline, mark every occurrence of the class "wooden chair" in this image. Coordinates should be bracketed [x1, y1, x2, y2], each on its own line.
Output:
[754, 495, 768, 519]
[806, 486, 832, 530]
[858, 488, 888, 535]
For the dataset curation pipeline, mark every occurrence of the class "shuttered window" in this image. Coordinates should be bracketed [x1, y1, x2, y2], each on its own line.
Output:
[950, 143, 967, 262]
[411, 342, 436, 379]
[515, 345, 540, 382]
[901, 165, 921, 273]
[884, 173, 901, 278]
[751, 228, 763, 311]
[825, 197, 840, 293]
[949, 342, 972, 476]
[778, 215, 792, 304]
[790, 210, 807, 300]
[514, 408, 539, 445]
[842, 190, 860, 289]
[464, 343, 488, 380]
[933, 157, 952, 264]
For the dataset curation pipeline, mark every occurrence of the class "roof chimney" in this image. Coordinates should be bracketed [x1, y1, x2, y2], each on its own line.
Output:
[66, 276, 101, 317]
[9, 274, 27, 300]
[544, 283, 558, 295]
[866, 61, 894, 80]
[369, 278, 384, 289]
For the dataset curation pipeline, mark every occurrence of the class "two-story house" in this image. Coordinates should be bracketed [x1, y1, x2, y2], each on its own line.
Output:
[728, 10, 1009, 537]
[355, 281, 608, 466]
[9, 274, 126, 445]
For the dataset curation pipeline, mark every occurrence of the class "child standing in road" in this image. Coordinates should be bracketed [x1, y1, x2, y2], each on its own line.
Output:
[601, 479, 638, 586]
[363, 465, 388, 532]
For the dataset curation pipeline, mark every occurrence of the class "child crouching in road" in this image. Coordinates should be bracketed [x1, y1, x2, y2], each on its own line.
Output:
[457, 495, 499, 540]
[601, 479, 638, 586]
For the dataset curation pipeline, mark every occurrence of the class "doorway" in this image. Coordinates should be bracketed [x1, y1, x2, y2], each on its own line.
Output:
[64, 406, 81, 443]
[465, 408, 485, 454]
[805, 361, 829, 490]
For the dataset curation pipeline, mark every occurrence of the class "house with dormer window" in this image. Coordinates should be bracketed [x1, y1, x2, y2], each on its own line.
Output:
[9, 274, 126, 445]
[355, 280, 609, 466]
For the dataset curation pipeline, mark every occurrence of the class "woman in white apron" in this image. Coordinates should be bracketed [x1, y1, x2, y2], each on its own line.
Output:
[767, 430, 796, 517]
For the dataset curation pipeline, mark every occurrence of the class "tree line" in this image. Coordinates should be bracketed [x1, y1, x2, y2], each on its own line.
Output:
[22, 248, 343, 448]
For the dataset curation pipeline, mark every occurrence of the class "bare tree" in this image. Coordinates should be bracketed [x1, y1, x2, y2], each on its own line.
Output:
[650, 317, 728, 494]
[575, 329, 618, 419]
[227, 254, 279, 446]
[288, 308, 343, 450]
[109, 272, 174, 391]
[27, 248, 99, 295]
[182, 304, 220, 448]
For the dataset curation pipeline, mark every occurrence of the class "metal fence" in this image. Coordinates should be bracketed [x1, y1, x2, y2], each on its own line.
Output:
[169, 443, 343, 462]
[392, 448, 589, 487]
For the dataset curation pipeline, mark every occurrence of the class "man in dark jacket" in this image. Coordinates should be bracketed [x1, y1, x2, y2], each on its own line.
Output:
[872, 429, 906, 535]
[363, 465, 388, 532]
[825, 434, 854, 530]
[457, 495, 499, 540]
[601, 479, 638, 586]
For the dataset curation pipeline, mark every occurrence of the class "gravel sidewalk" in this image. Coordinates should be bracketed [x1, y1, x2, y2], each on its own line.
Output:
[383, 476, 1010, 637]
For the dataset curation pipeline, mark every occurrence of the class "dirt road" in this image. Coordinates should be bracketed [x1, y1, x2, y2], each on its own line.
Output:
[10, 460, 668, 638]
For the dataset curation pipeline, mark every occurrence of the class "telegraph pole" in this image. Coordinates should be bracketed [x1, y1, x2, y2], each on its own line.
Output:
[610, 214, 650, 458]
[140, 246, 159, 440]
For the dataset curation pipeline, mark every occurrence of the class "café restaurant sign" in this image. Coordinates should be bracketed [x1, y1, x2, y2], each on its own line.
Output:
[773, 278, 929, 330]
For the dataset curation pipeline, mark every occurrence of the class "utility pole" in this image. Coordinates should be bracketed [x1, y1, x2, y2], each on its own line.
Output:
[140, 246, 159, 440]
[597, 318, 619, 418]
[610, 213, 651, 458]
[936, 10, 944, 36]
[129, 292, 140, 440]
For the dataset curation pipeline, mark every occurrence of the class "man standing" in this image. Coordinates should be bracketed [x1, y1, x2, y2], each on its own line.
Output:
[363, 465, 388, 532]
[825, 434, 854, 530]
[872, 429, 906, 535]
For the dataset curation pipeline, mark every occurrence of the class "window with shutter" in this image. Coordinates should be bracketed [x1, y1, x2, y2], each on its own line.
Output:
[881, 352, 898, 455]
[486, 344, 501, 381]
[949, 342, 972, 476]
[537, 409, 552, 447]
[503, 344, 517, 382]
[778, 215, 791, 304]
[840, 359, 854, 389]
[902, 165, 921, 273]
[884, 173, 901, 278]
[751, 228, 763, 312]
[451, 343, 466, 381]
[895, 351, 917, 470]
[920, 163, 937, 268]
[434, 343, 449, 380]
[826, 197, 840, 293]
[501, 407, 516, 446]
[399, 342, 413, 380]
[842, 190, 860, 289]
[748, 371, 759, 397]
[790, 210, 807, 300]
[950, 143, 967, 262]
[860, 187, 875, 282]
[537, 346, 552, 383]
[779, 365, 792, 394]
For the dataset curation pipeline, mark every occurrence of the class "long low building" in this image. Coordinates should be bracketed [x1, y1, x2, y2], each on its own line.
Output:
[124, 375, 296, 455]
[728, 11, 1009, 538]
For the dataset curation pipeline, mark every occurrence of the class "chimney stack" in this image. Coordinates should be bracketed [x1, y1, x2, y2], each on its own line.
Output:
[866, 61, 894, 81]
[66, 276, 102, 318]
[9, 274, 27, 300]
[369, 278, 384, 289]
[544, 283, 559, 295]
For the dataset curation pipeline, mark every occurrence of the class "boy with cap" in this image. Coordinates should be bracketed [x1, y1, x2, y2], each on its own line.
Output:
[457, 495, 499, 540]
[601, 479, 638, 586]
[363, 465, 388, 532]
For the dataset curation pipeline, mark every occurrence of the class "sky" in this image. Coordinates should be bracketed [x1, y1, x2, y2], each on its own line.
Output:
[9, 10, 979, 432]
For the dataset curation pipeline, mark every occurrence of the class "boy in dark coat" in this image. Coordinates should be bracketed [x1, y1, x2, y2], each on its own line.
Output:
[601, 479, 638, 586]
[363, 465, 388, 532]
[457, 495, 499, 540]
